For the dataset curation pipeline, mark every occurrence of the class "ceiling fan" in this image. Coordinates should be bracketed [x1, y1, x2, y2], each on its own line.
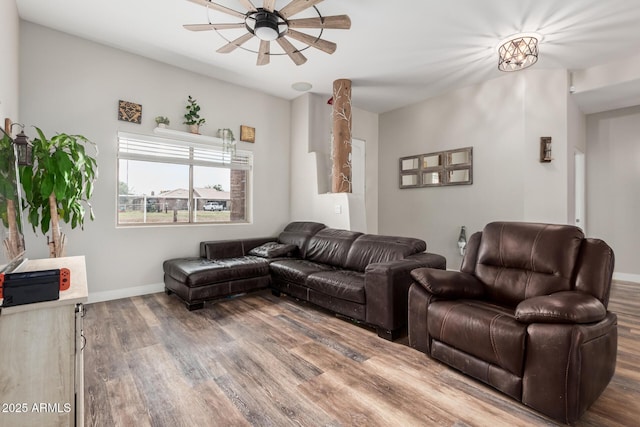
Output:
[184, 0, 351, 66]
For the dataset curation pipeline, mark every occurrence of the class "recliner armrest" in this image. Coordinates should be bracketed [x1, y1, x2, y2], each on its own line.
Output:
[515, 291, 606, 324]
[410, 268, 484, 298]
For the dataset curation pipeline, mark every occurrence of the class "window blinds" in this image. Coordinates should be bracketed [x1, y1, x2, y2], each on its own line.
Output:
[117, 132, 251, 170]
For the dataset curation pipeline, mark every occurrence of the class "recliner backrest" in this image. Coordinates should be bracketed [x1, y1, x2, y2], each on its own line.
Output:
[474, 222, 584, 307]
[574, 238, 615, 307]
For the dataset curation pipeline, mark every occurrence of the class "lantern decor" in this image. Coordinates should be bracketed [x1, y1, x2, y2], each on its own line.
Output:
[13, 129, 33, 167]
[0, 122, 32, 166]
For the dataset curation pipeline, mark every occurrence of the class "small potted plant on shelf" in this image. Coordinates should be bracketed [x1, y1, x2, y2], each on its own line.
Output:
[183, 95, 206, 134]
[155, 116, 170, 129]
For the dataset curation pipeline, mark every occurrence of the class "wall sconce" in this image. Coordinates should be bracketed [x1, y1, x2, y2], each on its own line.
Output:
[540, 137, 552, 163]
[0, 122, 33, 166]
[457, 226, 467, 256]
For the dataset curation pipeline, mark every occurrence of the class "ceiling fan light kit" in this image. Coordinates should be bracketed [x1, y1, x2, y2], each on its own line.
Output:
[184, 0, 351, 66]
[252, 11, 282, 41]
[498, 33, 541, 72]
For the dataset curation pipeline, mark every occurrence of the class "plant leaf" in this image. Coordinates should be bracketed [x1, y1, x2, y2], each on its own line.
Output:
[40, 174, 54, 199]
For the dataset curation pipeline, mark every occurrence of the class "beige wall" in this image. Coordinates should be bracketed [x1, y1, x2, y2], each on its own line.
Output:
[19, 22, 292, 299]
[16, 16, 636, 296]
[0, 1, 20, 271]
[290, 93, 379, 233]
[572, 52, 640, 114]
[522, 70, 570, 222]
[567, 87, 587, 228]
[586, 105, 640, 277]
[379, 69, 571, 269]
[0, 0, 19, 121]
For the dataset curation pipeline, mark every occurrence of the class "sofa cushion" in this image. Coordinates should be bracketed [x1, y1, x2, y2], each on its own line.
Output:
[248, 242, 298, 259]
[163, 257, 270, 288]
[305, 228, 363, 268]
[306, 270, 366, 304]
[199, 237, 275, 259]
[428, 300, 527, 376]
[277, 222, 326, 258]
[345, 234, 427, 272]
[475, 222, 584, 307]
[269, 259, 336, 283]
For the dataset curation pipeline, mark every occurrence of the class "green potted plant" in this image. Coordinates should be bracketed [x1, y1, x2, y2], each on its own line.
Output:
[155, 116, 170, 128]
[216, 128, 235, 141]
[183, 95, 206, 134]
[216, 128, 236, 154]
[20, 128, 98, 257]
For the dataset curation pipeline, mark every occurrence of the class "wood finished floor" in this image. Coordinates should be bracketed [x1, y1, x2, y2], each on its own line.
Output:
[84, 281, 640, 426]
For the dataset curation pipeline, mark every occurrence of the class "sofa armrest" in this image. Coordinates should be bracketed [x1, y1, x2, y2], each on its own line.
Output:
[410, 268, 484, 299]
[405, 252, 447, 270]
[364, 259, 426, 333]
[199, 237, 276, 259]
[515, 291, 607, 324]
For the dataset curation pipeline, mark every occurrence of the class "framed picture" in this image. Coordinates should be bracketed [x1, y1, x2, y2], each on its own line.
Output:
[240, 125, 255, 143]
[118, 100, 142, 124]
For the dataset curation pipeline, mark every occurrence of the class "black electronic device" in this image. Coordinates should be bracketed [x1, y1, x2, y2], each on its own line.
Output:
[0, 269, 62, 307]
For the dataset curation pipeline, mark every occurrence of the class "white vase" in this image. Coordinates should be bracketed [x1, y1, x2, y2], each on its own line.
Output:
[189, 124, 199, 134]
[158, 123, 167, 129]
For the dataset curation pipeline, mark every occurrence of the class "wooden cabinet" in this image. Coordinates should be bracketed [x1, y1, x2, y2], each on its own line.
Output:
[0, 256, 87, 427]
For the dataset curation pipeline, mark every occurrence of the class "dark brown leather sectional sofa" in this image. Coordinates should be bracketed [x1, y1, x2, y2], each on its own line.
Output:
[163, 221, 446, 340]
[408, 222, 617, 424]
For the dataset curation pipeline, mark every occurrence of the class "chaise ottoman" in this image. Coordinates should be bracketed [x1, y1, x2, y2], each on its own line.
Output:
[162, 237, 276, 310]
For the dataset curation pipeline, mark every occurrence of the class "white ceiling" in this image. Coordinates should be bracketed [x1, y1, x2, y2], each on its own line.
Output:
[15, 0, 640, 113]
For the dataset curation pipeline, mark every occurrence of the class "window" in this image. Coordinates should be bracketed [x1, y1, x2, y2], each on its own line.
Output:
[117, 132, 251, 226]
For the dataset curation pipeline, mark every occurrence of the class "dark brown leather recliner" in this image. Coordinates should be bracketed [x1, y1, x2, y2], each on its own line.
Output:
[408, 222, 617, 424]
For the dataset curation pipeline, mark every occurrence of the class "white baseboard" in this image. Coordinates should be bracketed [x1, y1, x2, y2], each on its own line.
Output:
[88, 282, 165, 304]
[85, 271, 639, 304]
[613, 272, 640, 283]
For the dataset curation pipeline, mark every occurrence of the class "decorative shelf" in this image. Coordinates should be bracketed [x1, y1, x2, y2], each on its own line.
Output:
[153, 126, 224, 145]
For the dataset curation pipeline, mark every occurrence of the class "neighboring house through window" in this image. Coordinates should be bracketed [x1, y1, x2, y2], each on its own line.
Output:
[117, 132, 251, 225]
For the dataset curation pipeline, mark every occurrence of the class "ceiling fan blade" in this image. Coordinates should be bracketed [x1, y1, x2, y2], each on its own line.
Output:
[217, 32, 254, 53]
[238, 0, 257, 12]
[257, 40, 270, 66]
[276, 37, 307, 66]
[183, 23, 245, 31]
[286, 29, 336, 54]
[279, 0, 324, 19]
[288, 15, 351, 29]
[186, 0, 246, 19]
[263, 0, 276, 13]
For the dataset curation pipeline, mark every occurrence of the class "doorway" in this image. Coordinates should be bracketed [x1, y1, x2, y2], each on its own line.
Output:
[574, 150, 586, 232]
[351, 138, 365, 195]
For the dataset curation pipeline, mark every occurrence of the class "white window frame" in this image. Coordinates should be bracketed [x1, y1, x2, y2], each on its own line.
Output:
[116, 131, 252, 227]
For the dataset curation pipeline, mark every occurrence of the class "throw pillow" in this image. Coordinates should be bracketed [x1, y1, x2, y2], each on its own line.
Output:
[248, 242, 298, 258]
